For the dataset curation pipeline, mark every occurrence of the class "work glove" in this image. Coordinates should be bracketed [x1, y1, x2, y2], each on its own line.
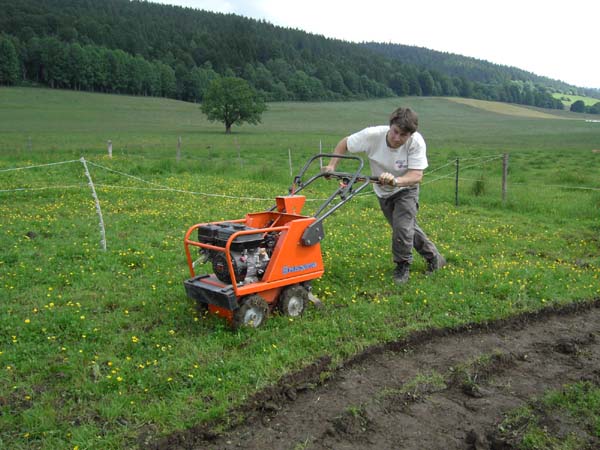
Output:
[379, 172, 397, 186]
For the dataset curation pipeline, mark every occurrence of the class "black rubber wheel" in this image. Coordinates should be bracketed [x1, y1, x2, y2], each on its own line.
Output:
[233, 294, 268, 329]
[195, 300, 208, 317]
[279, 284, 308, 317]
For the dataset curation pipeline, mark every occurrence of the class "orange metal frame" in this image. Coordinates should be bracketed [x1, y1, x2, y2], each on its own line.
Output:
[183, 195, 324, 317]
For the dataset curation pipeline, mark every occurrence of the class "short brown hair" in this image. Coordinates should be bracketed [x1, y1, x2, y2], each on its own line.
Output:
[389, 107, 419, 133]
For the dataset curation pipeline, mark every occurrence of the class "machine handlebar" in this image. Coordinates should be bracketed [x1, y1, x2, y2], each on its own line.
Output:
[321, 170, 381, 184]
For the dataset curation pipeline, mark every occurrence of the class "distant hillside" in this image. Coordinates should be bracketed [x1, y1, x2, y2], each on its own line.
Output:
[0, 0, 597, 110]
[363, 43, 562, 88]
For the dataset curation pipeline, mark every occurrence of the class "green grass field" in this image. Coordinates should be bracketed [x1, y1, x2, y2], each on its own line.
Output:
[552, 92, 600, 108]
[1, 87, 599, 449]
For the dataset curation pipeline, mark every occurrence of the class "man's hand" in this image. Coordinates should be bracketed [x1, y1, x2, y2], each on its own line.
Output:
[321, 164, 335, 174]
[379, 172, 397, 186]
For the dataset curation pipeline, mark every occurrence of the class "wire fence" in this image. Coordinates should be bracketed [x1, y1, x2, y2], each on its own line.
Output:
[1, 153, 599, 249]
[3, 153, 599, 195]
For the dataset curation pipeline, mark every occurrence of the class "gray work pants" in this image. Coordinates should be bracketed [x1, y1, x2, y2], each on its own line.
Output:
[377, 186, 440, 265]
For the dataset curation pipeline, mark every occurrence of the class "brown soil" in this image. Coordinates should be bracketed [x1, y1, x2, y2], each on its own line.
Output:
[148, 299, 600, 450]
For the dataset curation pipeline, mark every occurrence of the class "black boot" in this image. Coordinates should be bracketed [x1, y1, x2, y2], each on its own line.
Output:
[393, 262, 410, 284]
[426, 254, 447, 274]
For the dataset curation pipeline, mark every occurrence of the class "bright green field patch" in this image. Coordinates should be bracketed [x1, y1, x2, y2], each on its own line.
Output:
[553, 92, 600, 107]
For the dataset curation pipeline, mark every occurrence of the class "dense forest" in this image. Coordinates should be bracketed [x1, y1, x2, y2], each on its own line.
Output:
[1, 0, 598, 111]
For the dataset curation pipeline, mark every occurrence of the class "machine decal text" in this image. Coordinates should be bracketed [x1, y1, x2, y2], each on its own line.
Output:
[282, 262, 317, 275]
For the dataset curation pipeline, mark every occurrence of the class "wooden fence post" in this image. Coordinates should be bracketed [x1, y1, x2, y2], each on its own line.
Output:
[107, 140, 112, 158]
[177, 136, 181, 162]
[319, 140, 323, 169]
[455, 158, 459, 206]
[502, 153, 509, 203]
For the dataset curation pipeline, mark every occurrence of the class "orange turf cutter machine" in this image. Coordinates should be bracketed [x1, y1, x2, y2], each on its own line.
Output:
[183, 154, 378, 329]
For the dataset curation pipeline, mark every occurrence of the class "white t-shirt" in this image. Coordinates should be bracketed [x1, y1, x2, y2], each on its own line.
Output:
[346, 126, 428, 198]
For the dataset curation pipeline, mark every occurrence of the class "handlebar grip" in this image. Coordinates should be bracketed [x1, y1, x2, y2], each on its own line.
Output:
[324, 171, 382, 184]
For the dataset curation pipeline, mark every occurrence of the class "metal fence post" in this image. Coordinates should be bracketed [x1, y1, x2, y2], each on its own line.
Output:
[455, 158, 459, 206]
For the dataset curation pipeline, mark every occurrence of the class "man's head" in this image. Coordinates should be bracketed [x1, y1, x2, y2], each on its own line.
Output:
[389, 107, 419, 133]
[387, 107, 418, 149]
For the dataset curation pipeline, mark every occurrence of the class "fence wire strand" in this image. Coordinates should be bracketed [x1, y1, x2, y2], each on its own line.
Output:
[0, 159, 80, 173]
[2, 155, 599, 198]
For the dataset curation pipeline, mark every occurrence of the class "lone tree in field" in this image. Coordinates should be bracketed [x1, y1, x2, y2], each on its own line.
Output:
[201, 76, 266, 133]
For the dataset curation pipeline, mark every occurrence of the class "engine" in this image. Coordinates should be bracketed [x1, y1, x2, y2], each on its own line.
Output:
[197, 222, 277, 284]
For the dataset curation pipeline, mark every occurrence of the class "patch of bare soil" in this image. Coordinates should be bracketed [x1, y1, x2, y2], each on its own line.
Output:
[148, 299, 600, 450]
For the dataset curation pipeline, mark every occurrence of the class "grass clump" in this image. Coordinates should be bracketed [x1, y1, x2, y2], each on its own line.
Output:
[496, 382, 600, 449]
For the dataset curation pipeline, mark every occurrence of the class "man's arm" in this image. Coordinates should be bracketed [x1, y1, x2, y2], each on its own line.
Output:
[321, 137, 348, 172]
[379, 169, 423, 187]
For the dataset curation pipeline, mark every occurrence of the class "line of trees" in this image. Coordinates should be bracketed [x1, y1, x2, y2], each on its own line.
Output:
[570, 100, 600, 114]
[0, 31, 569, 112]
[0, 34, 179, 97]
[0, 31, 395, 102]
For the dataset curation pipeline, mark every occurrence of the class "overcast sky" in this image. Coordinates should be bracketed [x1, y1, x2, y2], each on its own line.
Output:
[152, 0, 599, 89]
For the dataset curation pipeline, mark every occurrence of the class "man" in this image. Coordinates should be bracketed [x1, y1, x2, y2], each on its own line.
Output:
[323, 107, 445, 284]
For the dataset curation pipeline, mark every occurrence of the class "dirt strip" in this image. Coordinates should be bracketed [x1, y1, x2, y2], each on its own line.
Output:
[149, 299, 600, 450]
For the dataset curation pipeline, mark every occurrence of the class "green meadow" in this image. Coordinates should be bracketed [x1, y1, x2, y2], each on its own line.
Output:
[1, 87, 599, 449]
[552, 92, 600, 107]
